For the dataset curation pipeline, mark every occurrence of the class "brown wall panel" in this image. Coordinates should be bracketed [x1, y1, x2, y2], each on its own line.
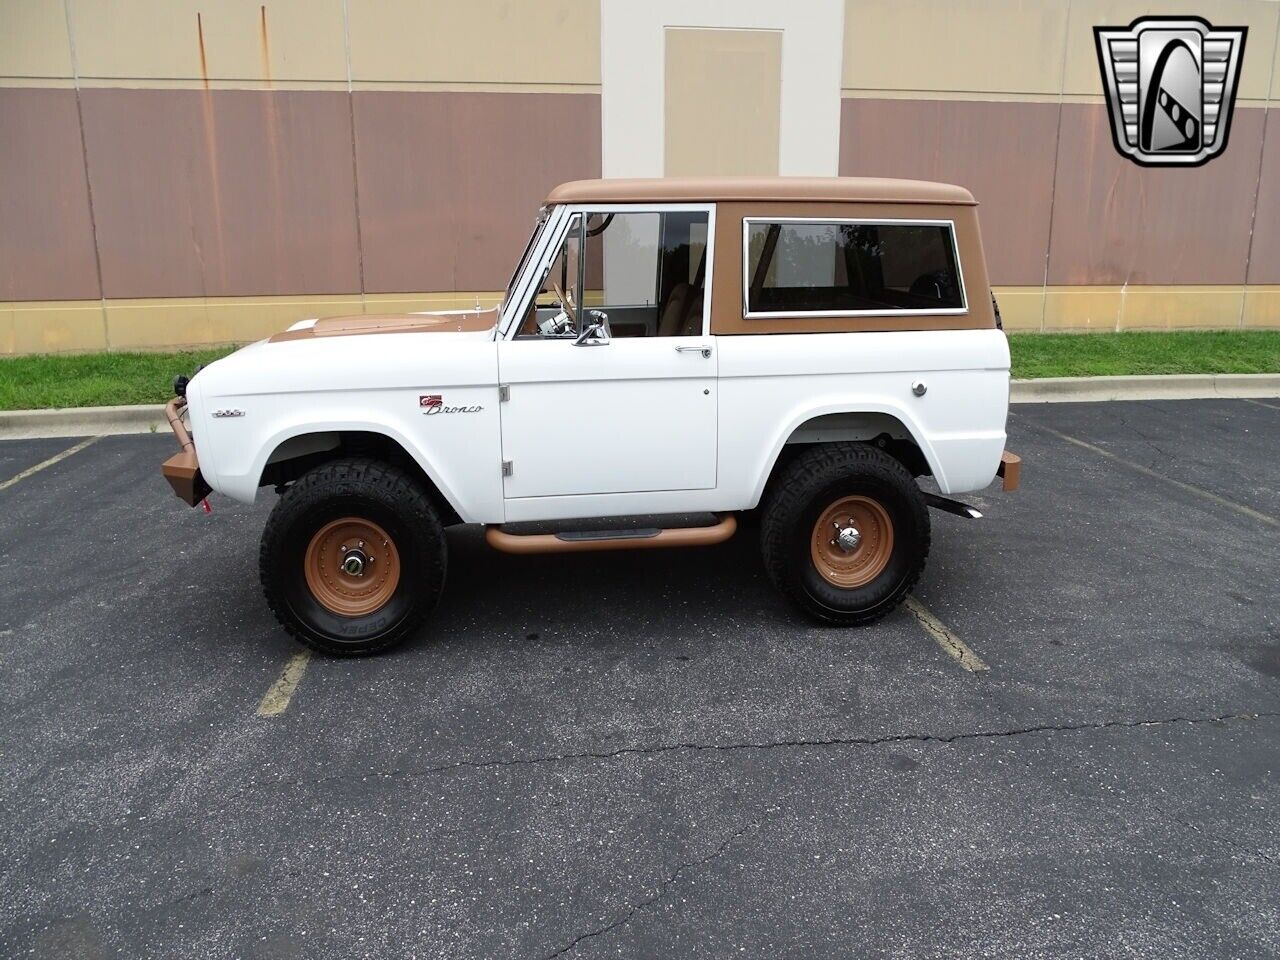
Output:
[1046, 104, 1264, 286]
[838, 98, 1057, 286]
[0, 88, 101, 301]
[353, 91, 601, 294]
[1246, 115, 1280, 284]
[80, 88, 361, 299]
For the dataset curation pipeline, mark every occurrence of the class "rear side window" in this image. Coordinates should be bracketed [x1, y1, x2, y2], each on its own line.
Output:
[744, 219, 966, 317]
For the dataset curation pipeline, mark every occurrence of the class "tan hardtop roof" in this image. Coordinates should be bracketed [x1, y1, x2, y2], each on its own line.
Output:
[544, 176, 976, 206]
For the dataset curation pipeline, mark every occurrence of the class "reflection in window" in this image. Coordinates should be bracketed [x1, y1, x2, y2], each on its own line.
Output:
[746, 221, 964, 316]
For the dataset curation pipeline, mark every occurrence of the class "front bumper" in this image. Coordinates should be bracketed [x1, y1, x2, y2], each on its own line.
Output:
[161, 397, 211, 507]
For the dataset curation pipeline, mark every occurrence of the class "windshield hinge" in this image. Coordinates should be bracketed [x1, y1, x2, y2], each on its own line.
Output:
[498, 384, 510, 402]
[501, 460, 513, 477]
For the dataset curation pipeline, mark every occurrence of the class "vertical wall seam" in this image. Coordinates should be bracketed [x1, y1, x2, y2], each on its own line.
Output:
[1039, 0, 1074, 333]
[1240, 8, 1280, 328]
[342, 0, 367, 308]
[62, 0, 110, 349]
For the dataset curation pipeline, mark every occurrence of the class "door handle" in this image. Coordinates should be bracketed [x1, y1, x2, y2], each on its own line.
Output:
[675, 345, 712, 359]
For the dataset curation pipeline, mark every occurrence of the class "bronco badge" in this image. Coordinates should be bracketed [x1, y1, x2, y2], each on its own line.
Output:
[1094, 16, 1246, 167]
[419, 394, 482, 416]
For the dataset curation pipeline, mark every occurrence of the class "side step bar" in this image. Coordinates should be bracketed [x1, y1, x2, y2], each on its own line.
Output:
[922, 492, 983, 519]
[485, 514, 738, 555]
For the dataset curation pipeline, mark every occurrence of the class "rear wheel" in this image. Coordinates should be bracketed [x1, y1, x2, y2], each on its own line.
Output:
[260, 459, 446, 655]
[761, 444, 929, 625]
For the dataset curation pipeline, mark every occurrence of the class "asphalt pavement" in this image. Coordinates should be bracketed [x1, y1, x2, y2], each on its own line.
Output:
[0, 399, 1277, 959]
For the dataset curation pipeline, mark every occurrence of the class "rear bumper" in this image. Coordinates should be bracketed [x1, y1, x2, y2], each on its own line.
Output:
[161, 397, 211, 507]
[997, 450, 1022, 492]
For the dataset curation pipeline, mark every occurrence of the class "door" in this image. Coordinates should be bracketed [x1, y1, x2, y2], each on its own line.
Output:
[498, 206, 717, 499]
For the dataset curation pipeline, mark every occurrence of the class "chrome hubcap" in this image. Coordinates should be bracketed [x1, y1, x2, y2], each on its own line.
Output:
[835, 523, 862, 552]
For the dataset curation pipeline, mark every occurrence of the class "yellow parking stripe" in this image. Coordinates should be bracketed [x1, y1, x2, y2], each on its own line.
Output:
[0, 436, 100, 492]
[904, 596, 989, 672]
[1035, 424, 1279, 530]
[255, 651, 312, 717]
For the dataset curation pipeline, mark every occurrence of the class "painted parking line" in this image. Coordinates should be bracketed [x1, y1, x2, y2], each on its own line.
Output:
[255, 651, 312, 717]
[1030, 422, 1280, 530]
[0, 436, 100, 492]
[1241, 398, 1280, 411]
[904, 596, 989, 673]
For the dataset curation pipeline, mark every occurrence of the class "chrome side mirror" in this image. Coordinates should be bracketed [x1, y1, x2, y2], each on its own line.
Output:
[574, 310, 611, 346]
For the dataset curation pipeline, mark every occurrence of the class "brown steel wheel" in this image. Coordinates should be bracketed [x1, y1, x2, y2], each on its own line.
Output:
[760, 443, 930, 626]
[303, 517, 401, 617]
[810, 495, 894, 589]
[261, 458, 446, 656]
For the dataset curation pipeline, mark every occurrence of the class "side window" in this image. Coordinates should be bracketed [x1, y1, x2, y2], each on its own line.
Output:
[519, 210, 710, 339]
[744, 220, 965, 317]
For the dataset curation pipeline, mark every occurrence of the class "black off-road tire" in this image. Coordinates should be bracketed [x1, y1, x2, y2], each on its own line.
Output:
[760, 443, 930, 625]
[259, 458, 446, 656]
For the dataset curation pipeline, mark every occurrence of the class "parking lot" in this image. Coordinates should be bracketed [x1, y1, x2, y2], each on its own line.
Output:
[1, 398, 1277, 959]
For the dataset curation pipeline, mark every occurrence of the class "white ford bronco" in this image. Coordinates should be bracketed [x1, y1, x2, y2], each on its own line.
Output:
[162, 177, 1020, 656]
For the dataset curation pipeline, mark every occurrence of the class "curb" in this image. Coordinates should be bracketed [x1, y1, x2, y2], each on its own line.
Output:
[1, 374, 1277, 439]
[1010, 373, 1280, 403]
[0, 403, 166, 439]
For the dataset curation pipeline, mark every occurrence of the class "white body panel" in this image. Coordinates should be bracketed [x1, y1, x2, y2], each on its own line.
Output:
[497, 335, 717, 498]
[187, 329, 504, 522]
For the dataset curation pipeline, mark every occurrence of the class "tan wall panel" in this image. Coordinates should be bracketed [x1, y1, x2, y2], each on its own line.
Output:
[67, 0, 347, 82]
[991, 287, 1046, 331]
[353, 91, 601, 293]
[839, 98, 1057, 286]
[80, 88, 361, 298]
[347, 0, 600, 86]
[1246, 113, 1280, 283]
[0, 88, 101, 301]
[0, 0, 74, 79]
[843, 0, 1069, 96]
[1063, 1, 1279, 102]
[1043, 285, 1247, 330]
[1046, 104, 1264, 285]
[0, 302, 107, 354]
[664, 28, 780, 177]
[1243, 286, 1280, 328]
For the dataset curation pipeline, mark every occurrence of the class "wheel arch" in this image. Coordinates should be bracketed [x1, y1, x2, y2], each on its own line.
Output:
[256, 425, 464, 526]
[752, 402, 944, 508]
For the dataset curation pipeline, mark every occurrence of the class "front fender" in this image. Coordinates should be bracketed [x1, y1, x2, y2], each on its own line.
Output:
[202, 395, 503, 523]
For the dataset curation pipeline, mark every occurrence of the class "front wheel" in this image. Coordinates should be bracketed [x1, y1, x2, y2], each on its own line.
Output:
[761, 444, 930, 625]
[259, 459, 446, 655]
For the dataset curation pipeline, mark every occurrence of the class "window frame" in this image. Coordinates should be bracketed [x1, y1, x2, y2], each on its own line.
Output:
[740, 216, 969, 320]
[499, 202, 717, 341]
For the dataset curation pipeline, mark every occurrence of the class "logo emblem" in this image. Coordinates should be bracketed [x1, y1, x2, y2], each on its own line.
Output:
[1094, 16, 1246, 167]
[418, 393, 482, 416]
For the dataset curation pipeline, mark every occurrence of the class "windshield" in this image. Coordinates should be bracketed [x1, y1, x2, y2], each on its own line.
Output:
[500, 207, 551, 311]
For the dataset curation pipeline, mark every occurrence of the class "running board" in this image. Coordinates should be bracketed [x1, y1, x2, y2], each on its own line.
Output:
[485, 514, 738, 554]
[922, 493, 983, 519]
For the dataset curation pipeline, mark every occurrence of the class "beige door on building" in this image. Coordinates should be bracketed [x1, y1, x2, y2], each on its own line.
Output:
[664, 28, 782, 177]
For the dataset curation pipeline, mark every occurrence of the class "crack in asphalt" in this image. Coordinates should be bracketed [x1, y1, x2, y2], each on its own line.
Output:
[244, 711, 1280, 795]
[542, 819, 759, 959]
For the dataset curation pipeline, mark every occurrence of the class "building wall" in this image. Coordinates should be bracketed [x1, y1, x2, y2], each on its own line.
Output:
[1, 0, 1278, 354]
[838, 0, 1280, 331]
[0, 0, 601, 353]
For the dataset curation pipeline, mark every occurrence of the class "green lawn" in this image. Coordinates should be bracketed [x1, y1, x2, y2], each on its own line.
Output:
[1007, 330, 1280, 380]
[0, 347, 235, 411]
[0, 331, 1278, 411]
